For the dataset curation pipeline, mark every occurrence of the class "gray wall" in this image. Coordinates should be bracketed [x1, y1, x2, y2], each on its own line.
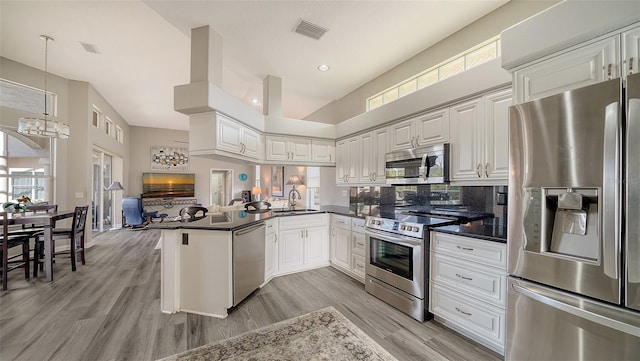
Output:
[305, 0, 559, 124]
[128, 126, 255, 205]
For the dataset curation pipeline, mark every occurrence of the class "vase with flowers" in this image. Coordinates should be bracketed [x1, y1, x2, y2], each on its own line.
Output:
[3, 196, 31, 214]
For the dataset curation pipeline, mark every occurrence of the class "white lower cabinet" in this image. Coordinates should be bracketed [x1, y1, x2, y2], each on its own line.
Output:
[430, 232, 507, 355]
[277, 214, 329, 275]
[329, 215, 365, 283]
[264, 219, 278, 284]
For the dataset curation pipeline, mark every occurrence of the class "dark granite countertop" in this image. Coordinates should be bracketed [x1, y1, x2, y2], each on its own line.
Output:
[148, 204, 507, 242]
[431, 219, 507, 243]
[147, 205, 365, 231]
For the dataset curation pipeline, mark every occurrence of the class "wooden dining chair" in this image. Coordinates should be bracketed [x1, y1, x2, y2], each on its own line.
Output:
[33, 205, 89, 277]
[1, 212, 31, 290]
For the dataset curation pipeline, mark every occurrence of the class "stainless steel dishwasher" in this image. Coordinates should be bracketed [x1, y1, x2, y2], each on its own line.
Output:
[232, 222, 266, 306]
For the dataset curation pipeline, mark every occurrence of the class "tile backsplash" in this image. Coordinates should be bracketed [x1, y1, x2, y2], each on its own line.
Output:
[349, 185, 507, 225]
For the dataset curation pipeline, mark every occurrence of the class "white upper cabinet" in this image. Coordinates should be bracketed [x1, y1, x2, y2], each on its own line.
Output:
[514, 37, 620, 104]
[357, 132, 374, 183]
[215, 113, 262, 161]
[265, 136, 312, 163]
[450, 97, 484, 181]
[414, 108, 450, 148]
[336, 136, 361, 185]
[390, 108, 450, 151]
[371, 127, 389, 184]
[623, 26, 640, 77]
[311, 139, 336, 164]
[450, 88, 511, 184]
[483, 89, 511, 180]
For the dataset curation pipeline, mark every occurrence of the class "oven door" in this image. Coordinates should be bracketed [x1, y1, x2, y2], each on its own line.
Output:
[365, 228, 424, 298]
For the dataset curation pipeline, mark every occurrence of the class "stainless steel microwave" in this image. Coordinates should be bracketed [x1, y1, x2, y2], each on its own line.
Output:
[385, 143, 449, 185]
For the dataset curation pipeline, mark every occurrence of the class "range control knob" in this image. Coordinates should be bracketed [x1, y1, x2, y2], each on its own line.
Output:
[412, 226, 420, 232]
[400, 224, 406, 230]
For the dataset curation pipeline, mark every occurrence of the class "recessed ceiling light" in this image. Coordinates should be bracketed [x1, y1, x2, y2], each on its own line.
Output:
[251, 98, 259, 104]
[317, 64, 330, 72]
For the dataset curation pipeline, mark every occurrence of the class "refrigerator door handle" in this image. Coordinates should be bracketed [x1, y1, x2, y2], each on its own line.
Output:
[512, 283, 640, 337]
[603, 101, 621, 280]
[628, 97, 640, 283]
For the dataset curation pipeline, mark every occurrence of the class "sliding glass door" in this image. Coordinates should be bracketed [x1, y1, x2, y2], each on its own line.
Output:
[92, 149, 112, 232]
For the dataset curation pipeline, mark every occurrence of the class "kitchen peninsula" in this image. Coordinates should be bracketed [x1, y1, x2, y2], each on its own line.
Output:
[152, 205, 506, 321]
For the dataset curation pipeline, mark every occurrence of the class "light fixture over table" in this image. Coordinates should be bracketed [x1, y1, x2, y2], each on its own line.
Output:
[17, 35, 70, 139]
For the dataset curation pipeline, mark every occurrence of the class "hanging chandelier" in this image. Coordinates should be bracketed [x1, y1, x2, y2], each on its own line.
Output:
[17, 35, 70, 139]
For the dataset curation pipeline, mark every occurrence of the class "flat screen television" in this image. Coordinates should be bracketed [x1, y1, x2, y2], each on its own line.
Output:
[142, 172, 195, 198]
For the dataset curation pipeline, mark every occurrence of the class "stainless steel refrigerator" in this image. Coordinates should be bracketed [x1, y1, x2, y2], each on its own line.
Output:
[507, 72, 640, 360]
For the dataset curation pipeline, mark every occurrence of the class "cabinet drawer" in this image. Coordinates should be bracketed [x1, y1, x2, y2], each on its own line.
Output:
[430, 283, 505, 352]
[332, 215, 351, 230]
[351, 218, 366, 234]
[352, 232, 365, 256]
[280, 214, 327, 230]
[351, 254, 365, 282]
[265, 219, 278, 235]
[431, 232, 506, 270]
[431, 253, 506, 308]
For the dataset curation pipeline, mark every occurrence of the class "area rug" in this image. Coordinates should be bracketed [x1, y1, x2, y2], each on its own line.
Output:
[157, 306, 398, 361]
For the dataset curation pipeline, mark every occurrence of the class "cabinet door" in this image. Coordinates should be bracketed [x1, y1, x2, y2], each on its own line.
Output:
[372, 127, 389, 184]
[623, 25, 640, 77]
[217, 115, 243, 153]
[358, 132, 374, 183]
[241, 126, 261, 160]
[266, 136, 289, 161]
[346, 136, 360, 183]
[389, 118, 415, 151]
[331, 227, 351, 270]
[414, 108, 450, 147]
[514, 36, 620, 104]
[483, 89, 512, 180]
[304, 226, 329, 266]
[289, 138, 312, 162]
[335, 140, 348, 184]
[312, 139, 335, 163]
[450, 97, 484, 181]
[278, 229, 304, 273]
[265, 232, 277, 282]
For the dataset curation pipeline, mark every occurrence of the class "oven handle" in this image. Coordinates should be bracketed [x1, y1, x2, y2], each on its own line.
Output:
[365, 228, 423, 247]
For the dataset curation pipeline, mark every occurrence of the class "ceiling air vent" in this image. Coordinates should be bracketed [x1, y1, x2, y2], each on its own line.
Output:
[80, 41, 100, 54]
[294, 19, 327, 40]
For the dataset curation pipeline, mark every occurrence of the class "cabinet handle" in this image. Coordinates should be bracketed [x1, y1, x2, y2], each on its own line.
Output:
[301, 230, 304, 238]
[456, 245, 474, 251]
[630, 57, 634, 75]
[456, 273, 473, 281]
[356, 242, 365, 247]
[373, 172, 377, 181]
[455, 307, 472, 316]
[275, 234, 278, 243]
[607, 63, 612, 80]
[415, 137, 419, 147]
[329, 154, 332, 162]
[305, 229, 308, 238]
[484, 163, 489, 178]
[476, 164, 481, 178]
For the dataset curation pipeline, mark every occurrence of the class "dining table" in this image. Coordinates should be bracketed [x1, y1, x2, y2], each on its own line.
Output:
[2, 210, 75, 282]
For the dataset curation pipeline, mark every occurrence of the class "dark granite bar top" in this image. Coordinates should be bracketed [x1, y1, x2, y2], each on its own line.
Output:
[148, 204, 508, 243]
[431, 219, 507, 243]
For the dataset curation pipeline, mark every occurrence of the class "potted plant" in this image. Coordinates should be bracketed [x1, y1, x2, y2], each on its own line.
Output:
[3, 196, 31, 213]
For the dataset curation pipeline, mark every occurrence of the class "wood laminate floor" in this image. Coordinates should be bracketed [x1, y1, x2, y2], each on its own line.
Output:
[0, 229, 502, 361]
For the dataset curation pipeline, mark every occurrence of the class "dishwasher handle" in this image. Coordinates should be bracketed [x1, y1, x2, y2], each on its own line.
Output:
[234, 222, 266, 236]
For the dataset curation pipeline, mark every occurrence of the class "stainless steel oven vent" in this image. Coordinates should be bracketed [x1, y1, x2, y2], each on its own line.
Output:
[294, 19, 327, 40]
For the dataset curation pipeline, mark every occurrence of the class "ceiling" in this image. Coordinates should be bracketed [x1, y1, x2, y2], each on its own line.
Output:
[1, 1, 508, 131]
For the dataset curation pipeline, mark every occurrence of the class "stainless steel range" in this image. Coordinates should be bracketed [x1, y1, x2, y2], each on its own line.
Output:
[364, 213, 458, 321]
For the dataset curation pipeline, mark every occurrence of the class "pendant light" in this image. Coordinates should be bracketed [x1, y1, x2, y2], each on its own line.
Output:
[17, 35, 70, 139]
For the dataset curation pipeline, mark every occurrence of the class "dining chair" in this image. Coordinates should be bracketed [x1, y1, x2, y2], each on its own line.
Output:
[33, 205, 89, 276]
[1, 212, 31, 290]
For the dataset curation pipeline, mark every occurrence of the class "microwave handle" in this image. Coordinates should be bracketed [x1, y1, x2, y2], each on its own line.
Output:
[420, 154, 429, 180]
